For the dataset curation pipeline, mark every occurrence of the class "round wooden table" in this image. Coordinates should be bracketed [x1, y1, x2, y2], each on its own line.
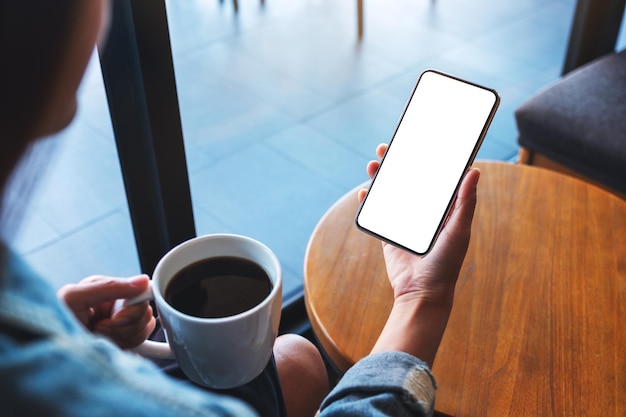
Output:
[304, 162, 626, 416]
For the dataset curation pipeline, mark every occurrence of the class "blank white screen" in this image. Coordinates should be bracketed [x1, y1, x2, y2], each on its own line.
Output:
[357, 70, 498, 254]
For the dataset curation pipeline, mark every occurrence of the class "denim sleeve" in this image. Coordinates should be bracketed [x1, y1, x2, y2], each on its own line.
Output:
[318, 352, 437, 417]
[0, 249, 259, 417]
[0, 332, 259, 417]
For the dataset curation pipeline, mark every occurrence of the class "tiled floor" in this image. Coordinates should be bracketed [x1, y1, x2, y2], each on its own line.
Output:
[9, 0, 625, 300]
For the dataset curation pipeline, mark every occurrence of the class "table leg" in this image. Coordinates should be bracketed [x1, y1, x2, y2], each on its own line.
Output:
[562, 0, 625, 74]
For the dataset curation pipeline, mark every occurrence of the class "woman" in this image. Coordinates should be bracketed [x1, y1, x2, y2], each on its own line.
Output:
[0, 1, 479, 416]
[1, 2, 326, 416]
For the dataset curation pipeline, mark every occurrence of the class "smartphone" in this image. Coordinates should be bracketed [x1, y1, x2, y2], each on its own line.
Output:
[356, 70, 499, 255]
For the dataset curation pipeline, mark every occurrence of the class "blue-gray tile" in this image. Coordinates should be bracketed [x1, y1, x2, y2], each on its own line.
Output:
[174, 63, 298, 171]
[265, 124, 369, 190]
[189, 143, 347, 297]
[22, 209, 140, 289]
[29, 120, 128, 235]
[231, 13, 404, 101]
[9, 208, 59, 255]
[469, 1, 576, 72]
[305, 89, 406, 156]
[177, 43, 333, 120]
[476, 138, 518, 161]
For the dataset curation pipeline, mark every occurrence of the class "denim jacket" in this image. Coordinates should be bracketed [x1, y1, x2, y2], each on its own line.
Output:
[0, 247, 436, 416]
[319, 352, 436, 416]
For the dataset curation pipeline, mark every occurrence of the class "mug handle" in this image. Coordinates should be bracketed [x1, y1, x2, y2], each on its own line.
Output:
[113, 282, 175, 359]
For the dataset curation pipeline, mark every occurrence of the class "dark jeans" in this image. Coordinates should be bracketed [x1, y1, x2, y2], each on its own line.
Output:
[151, 323, 287, 417]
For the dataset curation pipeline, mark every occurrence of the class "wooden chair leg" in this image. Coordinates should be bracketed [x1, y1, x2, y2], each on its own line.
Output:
[517, 147, 625, 200]
[518, 147, 534, 164]
[232, 0, 238, 13]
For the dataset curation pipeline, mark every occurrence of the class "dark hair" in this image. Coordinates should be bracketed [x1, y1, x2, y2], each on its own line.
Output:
[0, 0, 82, 261]
[0, 0, 80, 193]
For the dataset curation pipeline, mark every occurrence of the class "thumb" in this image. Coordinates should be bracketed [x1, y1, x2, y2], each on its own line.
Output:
[436, 168, 480, 252]
[453, 167, 480, 228]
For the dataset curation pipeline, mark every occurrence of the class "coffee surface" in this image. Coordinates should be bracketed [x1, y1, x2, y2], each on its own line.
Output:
[165, 256, 272, 318]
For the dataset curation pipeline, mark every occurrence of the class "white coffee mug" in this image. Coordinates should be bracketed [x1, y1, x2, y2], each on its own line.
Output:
[118, 234, 282, 389]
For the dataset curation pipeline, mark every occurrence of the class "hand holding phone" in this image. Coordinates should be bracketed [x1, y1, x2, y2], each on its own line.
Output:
[356, 70, 499, 255]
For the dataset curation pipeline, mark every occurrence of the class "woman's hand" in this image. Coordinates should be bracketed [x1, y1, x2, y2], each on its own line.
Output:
[359, 143, 479, 366]
[58, 275, 156, 349]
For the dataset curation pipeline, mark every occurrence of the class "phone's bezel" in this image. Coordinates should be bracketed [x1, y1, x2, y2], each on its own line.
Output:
[355, 69, 500, 255]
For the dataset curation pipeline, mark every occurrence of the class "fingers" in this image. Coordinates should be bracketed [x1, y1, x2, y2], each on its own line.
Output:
[368, 144, 387, 177]
[376, 143, 387, 159]
[96, 304, 156, 349]
[58, 275, 151, 333]
[366, 143, 387, 178]
[359, 144, 388, 203]
[58, 275, 150, 313]
[110, 300, 153, 326]
[366, 160, 380, 179]
[357, 188, 367, 203]
[57, 274, 156, 349]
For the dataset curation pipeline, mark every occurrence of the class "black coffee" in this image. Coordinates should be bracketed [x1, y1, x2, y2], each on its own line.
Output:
[165, 256, 272, 318]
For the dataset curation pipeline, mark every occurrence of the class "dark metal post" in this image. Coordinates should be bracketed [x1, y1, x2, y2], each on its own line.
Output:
[98, 0, 195, 274]
[97, 0, 310, 335]
[562, 0, 625, 74]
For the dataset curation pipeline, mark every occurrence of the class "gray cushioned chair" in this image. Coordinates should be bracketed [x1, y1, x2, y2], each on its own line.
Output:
[515, 48, 626, 199]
